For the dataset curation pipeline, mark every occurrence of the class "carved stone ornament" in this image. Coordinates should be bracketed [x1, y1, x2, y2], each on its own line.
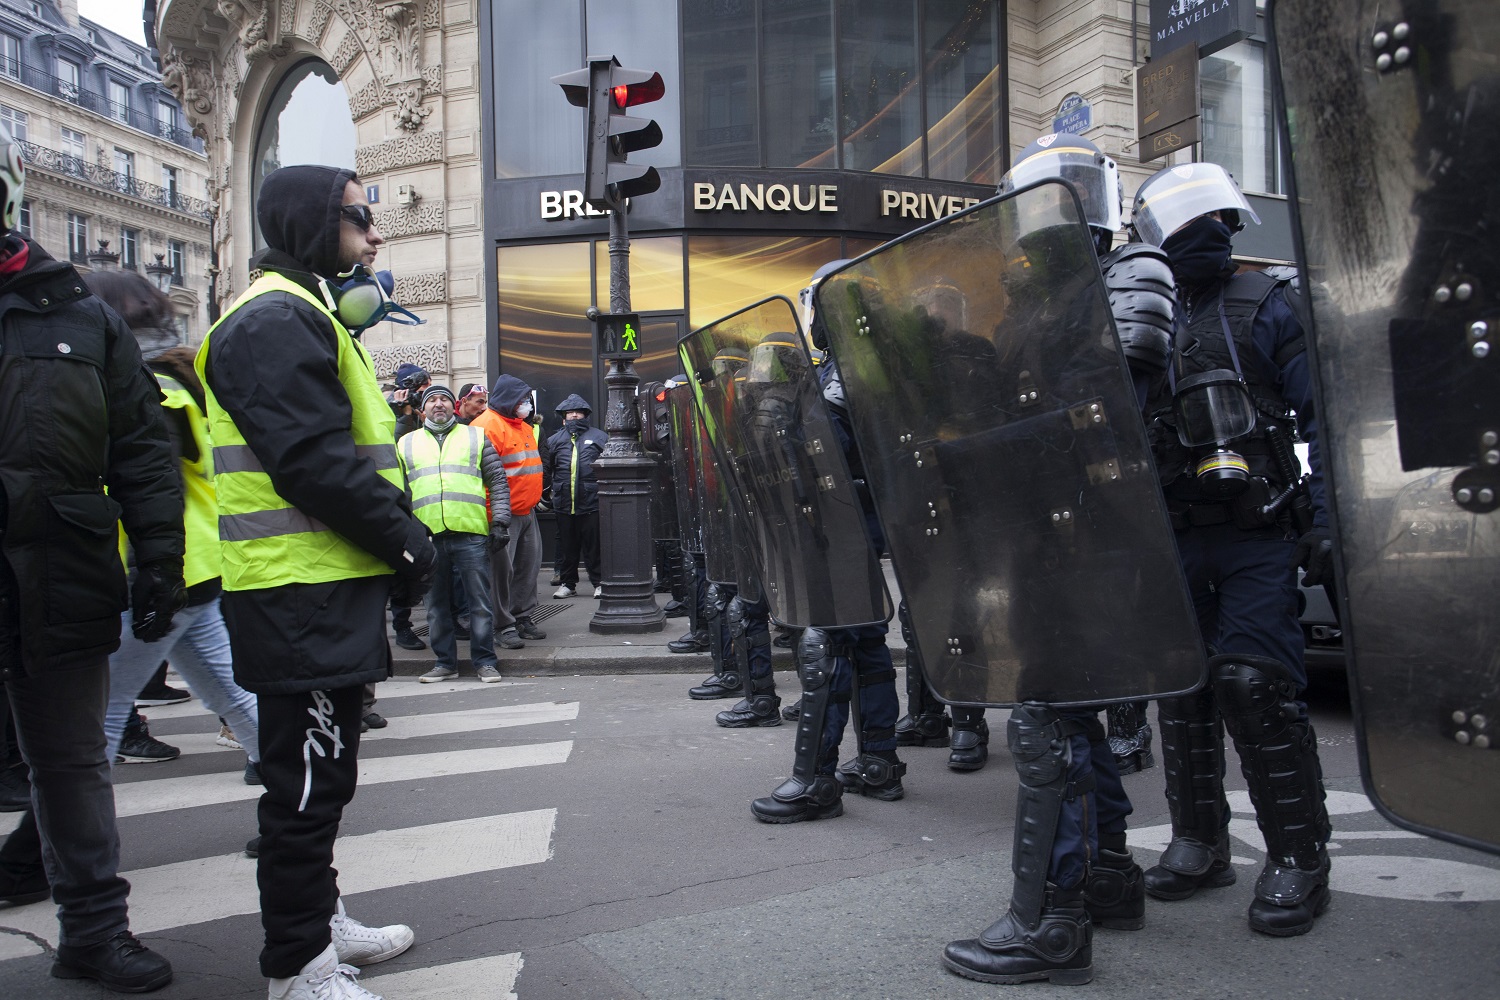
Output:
[372, 201, 445, 239]
[369, 341, 449, 381]
[159, 46, 217, 139]
[348, 79, 385, 121]
[354, 131, 443, 175]
[308, 1, 335, 42]
[216, 0, 289, 61]
[390, 83, 431, 132]
[392, 271, 447, 305]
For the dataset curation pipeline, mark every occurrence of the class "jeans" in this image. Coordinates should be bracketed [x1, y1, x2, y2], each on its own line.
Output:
[103, 595, 259, 763]
[430, 533, 496, 671]
[3, 655, 130, 945]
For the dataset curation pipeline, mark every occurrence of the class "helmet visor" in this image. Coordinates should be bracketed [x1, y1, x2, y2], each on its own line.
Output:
[1005, 145, 1121, 233]
[1131, 163, 1261, 247]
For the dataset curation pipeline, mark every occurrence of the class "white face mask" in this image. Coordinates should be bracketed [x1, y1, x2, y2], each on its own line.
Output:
[515, 400, 533, 419]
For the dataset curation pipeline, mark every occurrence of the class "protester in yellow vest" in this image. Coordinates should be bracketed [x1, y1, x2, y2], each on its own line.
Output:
[399, 385, 511, 684]
[195, 164, 434, 1000]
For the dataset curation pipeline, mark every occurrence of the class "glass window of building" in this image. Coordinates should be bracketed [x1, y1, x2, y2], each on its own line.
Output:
[682, 1, 758, 167]
[1, 35, 19, 79]
[157, 100, 176, 137]
[584, 0, 682, 170]
[253, 60, 356, 247]
[168, 240, 185, 286]
[0, 105, 26, 143]
[120, 228, 139, 269]
[490, 0, 582, 178]
[924, 0, 1002, 184]
[108, 81, 131, 123]
[687, 234, 842, 329]
[1201, 40, 1280, 195]
[593, 236, 684, 313]
[17, 200, 30, 238]
[114, 148, 134, 179]
[56, 58, 80, 100]
[837, 0, 922, 175]
[496, 242, 593, 410]
[59, 126, 84, 177]
[66, 212, 87, 262]
[763, 1, 835, 169]
[162, 164, 179, 207]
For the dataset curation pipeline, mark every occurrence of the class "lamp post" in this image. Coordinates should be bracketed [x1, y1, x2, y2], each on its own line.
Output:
[86, 239, 119, 269]
[145, 252, 173, 293]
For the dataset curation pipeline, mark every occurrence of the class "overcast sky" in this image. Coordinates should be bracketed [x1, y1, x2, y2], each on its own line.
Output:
[79, 1, 148, 46]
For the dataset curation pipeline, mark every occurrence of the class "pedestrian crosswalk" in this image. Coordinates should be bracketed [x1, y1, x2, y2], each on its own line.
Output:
[0, 678, 575, 998]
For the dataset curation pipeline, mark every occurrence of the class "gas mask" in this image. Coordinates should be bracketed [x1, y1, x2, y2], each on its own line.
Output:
[1172, 368, 1257, 497]
[319, 266, 425, 337]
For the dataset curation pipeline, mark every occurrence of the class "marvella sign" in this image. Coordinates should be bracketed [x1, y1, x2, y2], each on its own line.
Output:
[1149, 0, 1256, 59]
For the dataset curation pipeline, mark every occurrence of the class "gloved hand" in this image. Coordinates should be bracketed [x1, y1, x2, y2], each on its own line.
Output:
[1290, 527, 1335, 588]
[534, 495, 553, 514]
[487, 525, 511, 553]
[131, 561, 186, 642]
[389, 521, 436, 608]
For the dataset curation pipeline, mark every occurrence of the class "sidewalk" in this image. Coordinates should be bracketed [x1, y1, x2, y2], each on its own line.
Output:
[387, 562, 906, 678]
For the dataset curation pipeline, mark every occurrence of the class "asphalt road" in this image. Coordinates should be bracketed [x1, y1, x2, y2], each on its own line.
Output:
[2, 668, 1496, 999]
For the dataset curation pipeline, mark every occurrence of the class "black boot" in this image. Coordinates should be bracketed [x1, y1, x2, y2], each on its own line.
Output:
[668, 629, 711, 654]
[751, 769, 843, 823]
[1086, 848, 1145, 930]
[1144, 688, 1237, 901]
[836, 748, 907, 801]
[895, 603, 952, 746]
[1107, 700, 1155, 774]
[52, 931, 173, 992]
[780, 701, 801, 721]
[1214, 654, 1333, 937]
[688, 668, 740, 699]
[949, 708, 989, 771]
[715, 674, 781, 727]
[943, 883, 1092, 985]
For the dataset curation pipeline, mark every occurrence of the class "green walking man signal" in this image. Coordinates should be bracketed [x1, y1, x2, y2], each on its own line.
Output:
[596, 311, 643, 360]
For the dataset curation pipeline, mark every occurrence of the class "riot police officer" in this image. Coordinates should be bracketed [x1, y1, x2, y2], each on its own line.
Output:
[1131, 161, 1333, 938]
[942, 134, 1178, 983]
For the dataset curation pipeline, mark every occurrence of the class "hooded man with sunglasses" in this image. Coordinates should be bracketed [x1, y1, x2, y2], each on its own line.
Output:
[195, 165, 435, 1000]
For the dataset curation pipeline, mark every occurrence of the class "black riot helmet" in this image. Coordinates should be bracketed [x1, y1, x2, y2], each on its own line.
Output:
[748, 330, 809, 388]
[1000, 133, 1122, 256]
[800, 258, 852, 350]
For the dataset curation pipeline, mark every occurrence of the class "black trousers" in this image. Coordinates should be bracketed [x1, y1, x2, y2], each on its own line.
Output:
[556, 511, 601, 588]
[256, 685, 363, 978]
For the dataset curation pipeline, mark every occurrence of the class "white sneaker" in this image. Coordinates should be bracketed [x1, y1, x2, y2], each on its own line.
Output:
[268, 943, 383, 1000]
[330, 898, 414, 966]
[593, 586, 603, 599]
[553, 585, 575, 599]
[217, 724, 243, 750]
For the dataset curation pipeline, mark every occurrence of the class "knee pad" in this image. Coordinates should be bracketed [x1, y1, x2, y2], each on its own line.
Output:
[1211, 653, 1300, 744]
[1008, 704, 1070, 788]
[798, 628, 836, 691]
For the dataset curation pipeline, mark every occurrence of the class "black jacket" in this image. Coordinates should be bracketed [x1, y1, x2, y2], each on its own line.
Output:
[0, 238, 183, 677]
[202, 165, 427, 694]
[543, 396, 607, 515]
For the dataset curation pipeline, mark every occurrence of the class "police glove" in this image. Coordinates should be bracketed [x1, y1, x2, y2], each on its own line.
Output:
[487, 525, 511, 553]
[131, 560, 186, 642]
[1291, 527, 1335, 588]
[390, 520, 437, 608]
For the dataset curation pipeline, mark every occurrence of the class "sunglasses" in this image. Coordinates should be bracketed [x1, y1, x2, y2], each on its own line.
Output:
[340, 204, 375, 231]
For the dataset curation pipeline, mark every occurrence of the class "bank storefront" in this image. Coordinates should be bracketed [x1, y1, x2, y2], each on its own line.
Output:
[479, 0, 1006, 414]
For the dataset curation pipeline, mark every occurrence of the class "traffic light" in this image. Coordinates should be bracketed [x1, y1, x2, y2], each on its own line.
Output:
[553, 56, 664, 210]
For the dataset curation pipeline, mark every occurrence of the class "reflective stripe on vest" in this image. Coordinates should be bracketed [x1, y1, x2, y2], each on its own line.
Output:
[194, 272, 401, 591]
[569, 436, 579, 514]
[156, 375, 221, 587]
[398, 426, 489, 535]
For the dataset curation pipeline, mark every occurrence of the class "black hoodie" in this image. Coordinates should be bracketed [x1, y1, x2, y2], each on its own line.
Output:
[200, 165, 428, 694]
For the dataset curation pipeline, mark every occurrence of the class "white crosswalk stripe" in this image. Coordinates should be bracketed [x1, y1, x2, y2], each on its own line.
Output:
[0, 685, 575, 996]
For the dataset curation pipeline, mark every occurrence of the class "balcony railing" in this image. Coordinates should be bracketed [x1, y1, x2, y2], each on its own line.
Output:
[18, 140, 214, 218]
[11, 63, 204, 153]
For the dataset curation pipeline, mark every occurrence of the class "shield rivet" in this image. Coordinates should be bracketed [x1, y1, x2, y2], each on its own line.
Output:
[1372, 30, 1389, 48]
[1475, 342, 1491, 359]
[1456, 731, 1472, 745]
[1028, 391, 1038, 401]
[1376, 53, 1393, 72]
[1394, 46, 1411, 64]
[1435, 285, 1452, 303]
[1477, 735, 1492, 749]
[1018, 393, 1028, 403]
[1457, 487, 1475, 504]
[1469, 321, 1487, 339]
[930, 510, 937, 518]
[57, 343, 71, 354]
[1455, 282, 1473, 301]
[1483, 431, 1498, 447]
[1393, 22, 1410, 40]
[1453, 710, 1469, 725]
[1480, 488, 1496, 505]
[1473, 715, 1489, 730]
[915, 459, 923, 468]
[1051, 513, 1061, 523]
[1486, 450, 1500, 465]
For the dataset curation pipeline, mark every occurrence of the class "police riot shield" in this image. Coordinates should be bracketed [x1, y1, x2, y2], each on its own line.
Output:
[690, 381, 762, 598]
[812, 179, 1204, 707]
[666, 383, 703, 554]
[679, 297, 892, 628]
[1270, 0, 1500, 853]
[640, 382, 678, 543]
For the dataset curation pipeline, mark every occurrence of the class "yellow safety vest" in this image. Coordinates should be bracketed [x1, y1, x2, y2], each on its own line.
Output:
[155, 374, 221, 587]
[399, 424, 489, 535]
[194, 272, 401, 591]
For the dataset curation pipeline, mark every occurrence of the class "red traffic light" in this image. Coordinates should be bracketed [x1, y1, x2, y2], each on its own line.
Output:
[611, 73, 664, 109]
